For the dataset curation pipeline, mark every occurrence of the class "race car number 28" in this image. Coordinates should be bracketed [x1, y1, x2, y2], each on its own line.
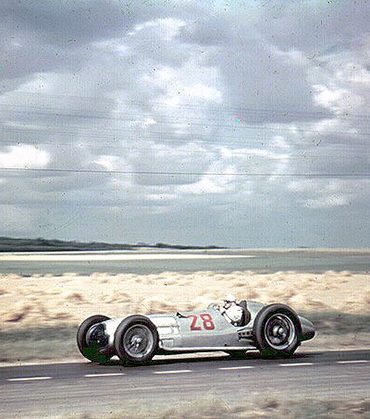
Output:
[188, 314, 215, 331]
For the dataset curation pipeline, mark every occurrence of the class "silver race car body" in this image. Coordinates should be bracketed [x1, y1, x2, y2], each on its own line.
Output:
[77, 300, 315, 365]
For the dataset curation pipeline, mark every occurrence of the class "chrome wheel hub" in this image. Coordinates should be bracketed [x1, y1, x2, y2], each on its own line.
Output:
[264, 314, 296, 350]
[123, 325, 154, 359]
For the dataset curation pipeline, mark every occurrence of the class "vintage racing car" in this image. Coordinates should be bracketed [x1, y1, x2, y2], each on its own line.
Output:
[77, 299, 315, 365]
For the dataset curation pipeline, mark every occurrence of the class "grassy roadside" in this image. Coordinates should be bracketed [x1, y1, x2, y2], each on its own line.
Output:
[1, 311, 369, 363]
[69, 396, 370, 418]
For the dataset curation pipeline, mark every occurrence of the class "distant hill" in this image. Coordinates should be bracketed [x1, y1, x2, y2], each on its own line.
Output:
[0, 237, 224, 252]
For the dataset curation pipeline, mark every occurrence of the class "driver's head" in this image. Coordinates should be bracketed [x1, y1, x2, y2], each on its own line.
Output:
[224, 293, 236, 308]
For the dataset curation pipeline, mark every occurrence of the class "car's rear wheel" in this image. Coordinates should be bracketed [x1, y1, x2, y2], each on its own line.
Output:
[254, 304, 300, 358]
[77, 314, 111, 364]
[114, 315, 159, 365]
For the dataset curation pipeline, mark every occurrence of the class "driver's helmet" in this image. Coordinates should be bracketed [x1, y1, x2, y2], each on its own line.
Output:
[224, 293, 237, 309]
[224, 304, 243, 323]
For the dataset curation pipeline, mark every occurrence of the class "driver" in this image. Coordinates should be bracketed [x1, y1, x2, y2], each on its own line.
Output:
[221, 294, 243, 326]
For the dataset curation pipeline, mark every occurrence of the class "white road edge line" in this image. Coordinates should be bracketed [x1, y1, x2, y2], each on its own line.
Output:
[153, 370, 192, 375]
[279, 363, 314, 367]
[337, 360, 369, 364]
[218, 366, 254, 370]
[7, 376, 52, 382]
[84, 373, 125, 377]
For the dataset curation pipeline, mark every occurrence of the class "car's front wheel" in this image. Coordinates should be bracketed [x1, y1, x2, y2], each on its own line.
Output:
[77, 314, 111, 364]
[114, 315, 159, 365]
[254, 304, 300, 358]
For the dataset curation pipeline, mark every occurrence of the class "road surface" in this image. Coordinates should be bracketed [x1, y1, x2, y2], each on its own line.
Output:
[0, 349, 369, 417]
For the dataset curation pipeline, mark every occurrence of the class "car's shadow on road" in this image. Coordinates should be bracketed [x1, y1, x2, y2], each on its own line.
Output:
[102, 350, 316, 368]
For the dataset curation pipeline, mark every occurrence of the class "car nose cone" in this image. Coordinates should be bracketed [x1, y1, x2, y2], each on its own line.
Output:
[300, 317, 316, 341]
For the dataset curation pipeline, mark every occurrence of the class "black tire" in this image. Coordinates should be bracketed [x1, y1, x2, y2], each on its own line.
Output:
[226, 351, 247, 359]
[253, 304, 301, 358]
[77, 314, 111, 364]
[114, 315, 159, 365]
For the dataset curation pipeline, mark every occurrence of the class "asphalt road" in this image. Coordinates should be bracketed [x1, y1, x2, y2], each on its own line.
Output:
[0, 349, 369, 417]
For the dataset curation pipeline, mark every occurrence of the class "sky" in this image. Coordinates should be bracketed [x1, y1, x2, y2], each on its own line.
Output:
[0, 0, 369, 247]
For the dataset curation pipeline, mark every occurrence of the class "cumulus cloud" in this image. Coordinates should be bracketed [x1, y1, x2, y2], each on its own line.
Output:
[0, 1, 369, 246]
[0, 144, 50, 168]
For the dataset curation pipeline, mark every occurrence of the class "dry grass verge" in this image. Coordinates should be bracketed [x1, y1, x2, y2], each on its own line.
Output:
[71, 395, 369, 418]
[1, 270, 369, 332]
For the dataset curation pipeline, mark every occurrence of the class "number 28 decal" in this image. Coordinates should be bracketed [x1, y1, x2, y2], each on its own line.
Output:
[187, 314, 215, 331]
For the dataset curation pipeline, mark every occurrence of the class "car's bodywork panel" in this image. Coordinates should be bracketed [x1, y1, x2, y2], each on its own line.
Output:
[99, 301, 315, 355]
